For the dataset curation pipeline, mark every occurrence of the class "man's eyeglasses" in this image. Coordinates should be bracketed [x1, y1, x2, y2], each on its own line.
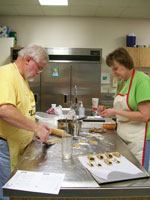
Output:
[33, 60, 43, 73]
[37, 65, 43, 73]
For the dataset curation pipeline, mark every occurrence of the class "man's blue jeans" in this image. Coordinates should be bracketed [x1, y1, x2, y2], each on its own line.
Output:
[144, 140, 150, 173]
[0, 139, 11, 200]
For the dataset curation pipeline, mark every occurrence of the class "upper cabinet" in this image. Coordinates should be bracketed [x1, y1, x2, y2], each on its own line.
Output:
[124, 47, 150, 67]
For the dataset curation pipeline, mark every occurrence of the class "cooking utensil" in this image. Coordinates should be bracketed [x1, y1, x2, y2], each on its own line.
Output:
[42, 142, 55, 150]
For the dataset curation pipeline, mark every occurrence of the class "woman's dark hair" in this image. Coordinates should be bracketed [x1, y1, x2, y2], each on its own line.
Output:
[106, 48, 134, 69]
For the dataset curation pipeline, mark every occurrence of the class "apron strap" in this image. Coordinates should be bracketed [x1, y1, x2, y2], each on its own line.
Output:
[126, 68, 136, 111]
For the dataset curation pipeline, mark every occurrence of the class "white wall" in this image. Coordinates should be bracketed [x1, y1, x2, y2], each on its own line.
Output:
[0, 16, 150, 92]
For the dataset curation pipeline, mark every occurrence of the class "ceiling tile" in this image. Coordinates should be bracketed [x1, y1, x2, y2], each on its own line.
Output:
[99, 0, 129, 7]
[0, 0, 39, 5]
[15, 5, 43, 16]
[42, 6, 69, 16]
[0, 5, 18, 15]
[69, 6, 97, 16]
[69, 0, 100, 6]
[126, 0, 150, 8]
[120, 7, 150, 18]
[95, 7, 125, 18]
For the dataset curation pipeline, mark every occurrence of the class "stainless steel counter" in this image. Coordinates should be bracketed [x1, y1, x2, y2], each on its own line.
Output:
[3, 126, 150, 199]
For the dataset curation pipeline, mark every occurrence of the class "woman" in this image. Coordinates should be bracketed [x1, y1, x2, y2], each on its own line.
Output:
[98, 48, 150, 172]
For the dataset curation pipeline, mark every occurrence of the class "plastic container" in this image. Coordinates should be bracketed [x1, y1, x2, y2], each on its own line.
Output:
[126, 33, 136, 47]
[102, 123, 116, 130]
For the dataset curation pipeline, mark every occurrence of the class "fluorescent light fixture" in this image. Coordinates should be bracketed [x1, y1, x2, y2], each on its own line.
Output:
[39, 0, 68, 6]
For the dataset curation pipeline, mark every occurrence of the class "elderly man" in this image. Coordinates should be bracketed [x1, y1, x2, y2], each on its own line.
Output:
[0, 44, 51, 200]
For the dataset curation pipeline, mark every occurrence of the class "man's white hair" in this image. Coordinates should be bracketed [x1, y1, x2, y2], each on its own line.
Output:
[18, 43, 49, 64]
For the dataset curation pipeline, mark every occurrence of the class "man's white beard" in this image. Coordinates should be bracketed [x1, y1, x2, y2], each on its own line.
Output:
[27, 77, 35, 82]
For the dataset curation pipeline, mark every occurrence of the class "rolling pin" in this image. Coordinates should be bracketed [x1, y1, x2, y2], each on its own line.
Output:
[51, 128, 70, 137]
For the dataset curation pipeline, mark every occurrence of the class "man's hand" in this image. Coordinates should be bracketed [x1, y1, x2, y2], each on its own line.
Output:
[35, 124, 51, 143]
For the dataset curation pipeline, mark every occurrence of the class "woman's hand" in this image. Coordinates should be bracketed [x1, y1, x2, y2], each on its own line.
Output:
[97, 105, 106, 115]
[100, 108, 116, 118]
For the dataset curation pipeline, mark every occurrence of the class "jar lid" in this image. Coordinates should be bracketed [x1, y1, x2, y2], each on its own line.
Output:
[128, 33, 136, 36]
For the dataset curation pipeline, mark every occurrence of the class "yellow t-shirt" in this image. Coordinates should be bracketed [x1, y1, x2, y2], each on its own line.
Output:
[0, 63, 35, 171]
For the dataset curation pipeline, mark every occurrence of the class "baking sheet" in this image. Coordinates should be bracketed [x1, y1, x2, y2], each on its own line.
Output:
[78, 153, 148, 184]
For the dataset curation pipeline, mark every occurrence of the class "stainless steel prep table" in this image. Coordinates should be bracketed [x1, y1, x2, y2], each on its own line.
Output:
[3, 128, 150, 199]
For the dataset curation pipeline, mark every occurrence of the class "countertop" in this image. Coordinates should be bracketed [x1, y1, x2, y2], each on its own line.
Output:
[3, 113, 150, 199]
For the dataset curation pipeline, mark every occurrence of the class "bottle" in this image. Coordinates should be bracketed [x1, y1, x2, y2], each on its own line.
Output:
[78, 101, 85, 118]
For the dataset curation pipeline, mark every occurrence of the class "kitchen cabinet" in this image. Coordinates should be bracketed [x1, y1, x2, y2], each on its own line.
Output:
[124, 47, 150, 67]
